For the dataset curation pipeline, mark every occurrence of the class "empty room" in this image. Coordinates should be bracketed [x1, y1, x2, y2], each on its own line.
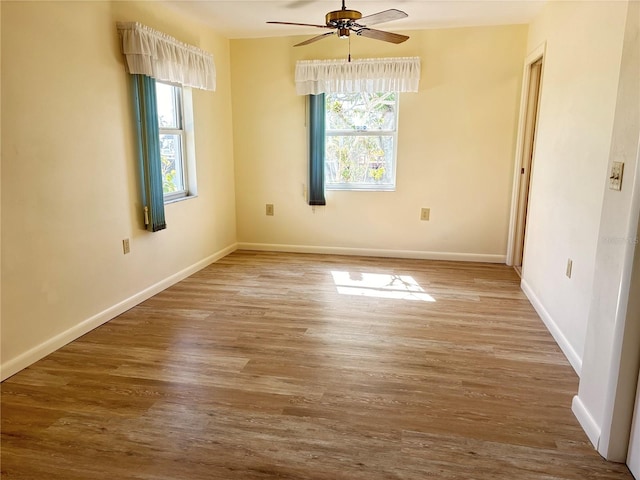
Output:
[1, 0, 639, 478]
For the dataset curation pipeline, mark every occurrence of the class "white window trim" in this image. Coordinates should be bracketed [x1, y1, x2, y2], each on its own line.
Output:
[182, 87, 198, 199]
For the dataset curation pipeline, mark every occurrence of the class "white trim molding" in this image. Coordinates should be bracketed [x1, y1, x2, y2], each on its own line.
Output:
[520, 278, 582, 375]
[572, 395, 601, 448]
[0, 243, 237, 381]
[237, 242, 506, 263]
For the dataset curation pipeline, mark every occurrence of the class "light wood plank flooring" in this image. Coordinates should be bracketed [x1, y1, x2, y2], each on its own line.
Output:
[1, 251, 634, 479]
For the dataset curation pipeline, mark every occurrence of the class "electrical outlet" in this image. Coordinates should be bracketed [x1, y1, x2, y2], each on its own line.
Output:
[609, 162, 624, 191]
[122, 238, 130, 255]
[566, 258, 573, 278]
[266, 204, 274, 216]
[420, 208, 430, 221]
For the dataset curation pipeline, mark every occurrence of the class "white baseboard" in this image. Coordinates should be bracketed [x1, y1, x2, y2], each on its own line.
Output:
[0, 243, 238, 381]
[237, 243, 506, 263]
[520, 278, 582, 375]
[572, 395, 601, 448]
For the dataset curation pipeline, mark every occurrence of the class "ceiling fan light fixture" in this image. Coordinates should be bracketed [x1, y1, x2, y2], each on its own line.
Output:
[338, 28, 350, 39]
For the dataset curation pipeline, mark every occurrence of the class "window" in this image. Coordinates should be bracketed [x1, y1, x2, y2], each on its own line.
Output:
[155, 81, 196, 203]
[325, 92, 399, 191]
[118, 22, 214, 229]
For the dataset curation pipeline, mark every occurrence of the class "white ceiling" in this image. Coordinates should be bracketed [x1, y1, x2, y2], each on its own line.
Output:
[163, 0, 545, 39]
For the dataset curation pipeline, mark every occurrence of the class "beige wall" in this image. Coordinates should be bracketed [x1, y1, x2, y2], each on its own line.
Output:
[522, 0, 640, 458]
[0, 1, 237, 377]
[0, 3, 3, 366]
[231, 25, 528, 260]
[521, 0, 628, 371]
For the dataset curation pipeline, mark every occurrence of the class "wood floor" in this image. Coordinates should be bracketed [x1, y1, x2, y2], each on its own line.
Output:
[1, 251, 634, 479]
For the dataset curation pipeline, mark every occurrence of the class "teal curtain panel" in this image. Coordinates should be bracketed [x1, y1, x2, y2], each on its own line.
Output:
[308, 93, 326, 206]
[132, 74, 167, 232]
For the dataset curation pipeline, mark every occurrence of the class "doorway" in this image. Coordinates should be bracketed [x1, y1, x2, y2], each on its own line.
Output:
[507, 44, 546, 271]
[512, 57, 543, 274]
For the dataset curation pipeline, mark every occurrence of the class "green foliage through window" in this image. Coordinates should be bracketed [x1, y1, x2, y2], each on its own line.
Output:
[156, 82, 187, 199]
[325, 92, 398, 190]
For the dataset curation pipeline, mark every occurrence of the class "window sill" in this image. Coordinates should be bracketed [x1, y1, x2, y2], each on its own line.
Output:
[326, 186, 396, 192]
[164, 194, 198, 205]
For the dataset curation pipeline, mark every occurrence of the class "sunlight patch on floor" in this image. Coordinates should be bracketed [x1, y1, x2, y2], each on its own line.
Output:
[331, 271, 435, 302]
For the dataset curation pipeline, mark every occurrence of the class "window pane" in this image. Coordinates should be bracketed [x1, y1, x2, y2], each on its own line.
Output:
[325, 135, 395, 186]
[156, 82, 180, 128]
[160, 134, 185, 193]
[326, 92, 397, 131]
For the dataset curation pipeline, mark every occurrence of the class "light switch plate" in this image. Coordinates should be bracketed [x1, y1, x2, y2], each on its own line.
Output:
[609, 162, 624, 191]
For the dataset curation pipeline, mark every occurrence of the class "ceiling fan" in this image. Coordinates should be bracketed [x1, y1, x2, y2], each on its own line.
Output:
[267, 0, 410, 47]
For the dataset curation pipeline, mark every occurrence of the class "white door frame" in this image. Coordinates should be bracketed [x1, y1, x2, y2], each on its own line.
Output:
[506, 43, 546, 267]
[627, 369, 640, 477]
[596, 1, 640, 466]
[598, 138, 640, 463]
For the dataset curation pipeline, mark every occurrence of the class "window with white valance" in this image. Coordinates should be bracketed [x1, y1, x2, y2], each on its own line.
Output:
[117, 22, 216, 91]
[117, 22, 214, 232]
[301, 57, 421, 202]
[295, 57, 421, 96]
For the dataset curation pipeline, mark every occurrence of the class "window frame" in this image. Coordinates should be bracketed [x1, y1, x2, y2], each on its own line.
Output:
[324, 92, 400, 192]
[155, 80, 197, 204]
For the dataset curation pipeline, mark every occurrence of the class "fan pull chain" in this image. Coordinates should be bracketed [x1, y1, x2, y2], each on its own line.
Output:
[348, 34, 352, 62]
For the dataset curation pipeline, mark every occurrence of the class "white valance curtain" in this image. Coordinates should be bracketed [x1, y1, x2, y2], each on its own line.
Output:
[295, 57, 421, 95]
[117, 22, 216, 91]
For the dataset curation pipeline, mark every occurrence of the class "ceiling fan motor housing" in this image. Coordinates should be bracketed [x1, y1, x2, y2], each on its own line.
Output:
[326, 9, 362, 27]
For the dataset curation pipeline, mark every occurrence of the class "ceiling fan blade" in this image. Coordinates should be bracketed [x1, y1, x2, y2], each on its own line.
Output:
[357, 9, 408, 27]
[266, 21, 332, 29]
[295, 31, 335, 47]
[286, 0, 315, 8]
[356, 28, 409, 44]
